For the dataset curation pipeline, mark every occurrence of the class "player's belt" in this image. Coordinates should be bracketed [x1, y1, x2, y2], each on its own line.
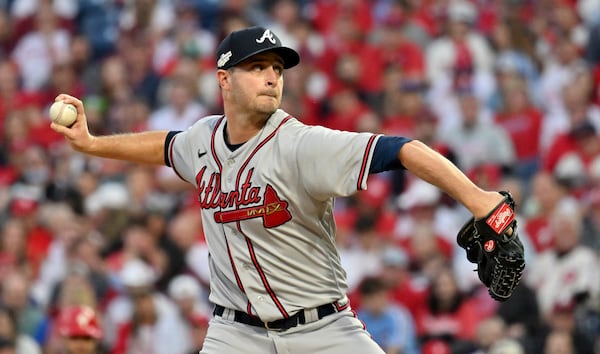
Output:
[213, 301, 346, 331]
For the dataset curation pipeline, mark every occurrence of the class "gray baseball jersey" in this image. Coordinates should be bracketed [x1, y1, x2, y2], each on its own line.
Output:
[166, 109, 380, 322]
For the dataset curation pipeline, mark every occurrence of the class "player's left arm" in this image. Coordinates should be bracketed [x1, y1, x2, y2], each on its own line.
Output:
[372, 137, 503, 217]
[375, 137, 524, 301]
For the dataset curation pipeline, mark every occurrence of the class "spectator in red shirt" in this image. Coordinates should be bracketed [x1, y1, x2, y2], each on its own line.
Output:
[374, 15, 425, 75]
[376, 246, 427, 319]
[494, 75, 543, 182]
[317, 13, 383, 95]
[414, 269, 483, 353]
[522, 171, 571, 254]
[381, 76, 429, 138]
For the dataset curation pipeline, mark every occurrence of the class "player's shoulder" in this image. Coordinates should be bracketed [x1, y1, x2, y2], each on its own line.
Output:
[186, 114, 224, 133]
[272, 110, 328, 135]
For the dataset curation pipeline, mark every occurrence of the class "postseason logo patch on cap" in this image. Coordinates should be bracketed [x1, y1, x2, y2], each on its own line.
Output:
[216, 26, 300, 70]
[217, 51, 232, 68]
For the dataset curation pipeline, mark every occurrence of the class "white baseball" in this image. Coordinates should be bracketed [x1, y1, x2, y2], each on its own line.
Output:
[49, 100, 78, 127]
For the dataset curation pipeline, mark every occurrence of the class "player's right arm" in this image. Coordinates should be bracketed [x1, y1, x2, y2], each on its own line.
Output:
[50, 94, 168, 165]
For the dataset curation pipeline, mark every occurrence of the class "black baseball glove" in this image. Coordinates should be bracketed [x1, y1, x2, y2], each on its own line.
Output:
[457, 191, 525, 301]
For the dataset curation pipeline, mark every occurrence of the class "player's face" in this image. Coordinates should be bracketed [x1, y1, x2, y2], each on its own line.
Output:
[226, 52, 284, 116]
[64, 337, 97, 354]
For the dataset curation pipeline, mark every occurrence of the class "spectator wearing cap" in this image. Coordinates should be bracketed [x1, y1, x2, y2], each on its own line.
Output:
[380, 75, 429, 139]
[167, 274, 210, 354]
[110, 264, 189, 354]
[395, 179, 455, 266]
[526, 200, 600, 317]
[375, 246, 427, 320]
[167, 274, 210, 318]
[57, 305, 103, 354]
[439, 89, 515, 175]
[41, 267, 102, 354]
[425, 0, 496, 131]
[103, 258, 179, 350]
[356, 276, 420, 354]
[543, 116, 600, 193]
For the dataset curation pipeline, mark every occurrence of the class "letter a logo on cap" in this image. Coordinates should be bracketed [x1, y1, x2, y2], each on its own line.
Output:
[256, 29, 276, 44]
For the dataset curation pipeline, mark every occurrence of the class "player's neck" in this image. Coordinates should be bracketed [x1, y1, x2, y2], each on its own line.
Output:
[225, 111, 270, 144]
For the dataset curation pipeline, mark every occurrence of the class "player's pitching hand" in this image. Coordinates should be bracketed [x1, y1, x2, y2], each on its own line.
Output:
[49, 94, 95, 153]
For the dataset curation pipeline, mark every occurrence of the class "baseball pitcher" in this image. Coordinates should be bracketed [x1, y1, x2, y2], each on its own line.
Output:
[51, 26, 524, 354]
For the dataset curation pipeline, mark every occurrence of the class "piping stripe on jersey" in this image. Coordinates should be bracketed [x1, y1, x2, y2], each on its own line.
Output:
[211, 117, 225, 171]
[209, 116, 245, 295]
[235, 115, 293, 318]
[357, 134, 378, 190]
[241, 225, 290, 318]
[334, 301, 349, 312]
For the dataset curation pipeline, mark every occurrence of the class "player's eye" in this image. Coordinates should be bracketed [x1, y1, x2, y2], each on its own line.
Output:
[273, 66, 283, 76]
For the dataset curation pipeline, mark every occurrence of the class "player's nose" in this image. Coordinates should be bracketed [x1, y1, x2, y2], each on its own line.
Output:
[264, 66, 280, 86]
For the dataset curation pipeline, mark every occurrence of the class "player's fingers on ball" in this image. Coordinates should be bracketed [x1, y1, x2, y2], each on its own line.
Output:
[56, 94, 83, 110]
[50, 122, 68, 133]
[55, 93, 74, 102]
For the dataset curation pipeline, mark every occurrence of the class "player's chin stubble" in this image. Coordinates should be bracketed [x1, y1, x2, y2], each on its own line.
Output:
[254, 96, 280, 117]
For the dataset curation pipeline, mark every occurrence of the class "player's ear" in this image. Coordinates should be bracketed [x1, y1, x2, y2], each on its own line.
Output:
[217, 69, 230, 90]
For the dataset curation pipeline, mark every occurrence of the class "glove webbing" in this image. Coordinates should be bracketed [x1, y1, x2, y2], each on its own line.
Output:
[488, 252, 525, 301]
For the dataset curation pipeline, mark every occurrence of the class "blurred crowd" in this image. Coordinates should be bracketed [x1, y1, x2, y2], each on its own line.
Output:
[0, 0, 600, 353]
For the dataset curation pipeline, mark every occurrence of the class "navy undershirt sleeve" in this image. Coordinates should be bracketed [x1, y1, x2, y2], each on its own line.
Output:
[369, 136, 413, 174]
[164, 130, 182, 167]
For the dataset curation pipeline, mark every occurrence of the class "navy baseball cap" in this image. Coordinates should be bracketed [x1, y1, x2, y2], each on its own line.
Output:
[216, 26, 300, 70]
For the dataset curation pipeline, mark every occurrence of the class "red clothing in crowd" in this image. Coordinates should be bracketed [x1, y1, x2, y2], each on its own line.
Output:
[377, 40, 425, 75]
[542, 131, 599, 173]
[318, 41, 384, 94]
[381, 115, 416, 138]
[414, 297, 483, 341]
[388, 280, 428, 319]
[593, 64, 600, 106]
[25, 225, 53, 278]
[310, 0, 373, 35]
[495, 107, 543, 161]
[524, 216, 554, 254]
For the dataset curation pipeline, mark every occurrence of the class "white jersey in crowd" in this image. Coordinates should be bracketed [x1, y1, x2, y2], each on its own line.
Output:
[166, 109, 379, 321]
